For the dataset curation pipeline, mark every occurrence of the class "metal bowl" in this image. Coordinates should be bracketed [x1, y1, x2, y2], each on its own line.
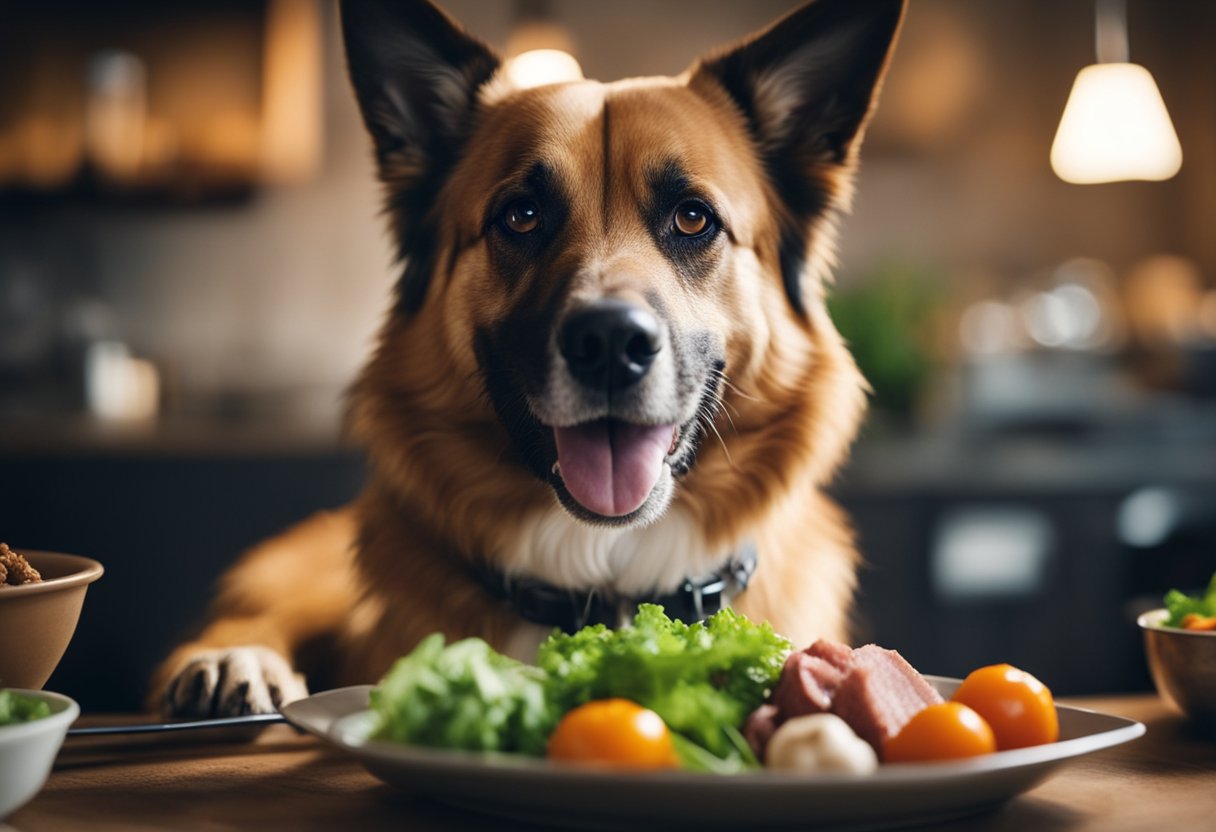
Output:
[1138, 608, 1216, 728]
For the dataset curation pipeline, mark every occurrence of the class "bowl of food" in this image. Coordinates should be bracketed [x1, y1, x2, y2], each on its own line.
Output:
[0, 688, 79, 818]
[1137, 572, 1216, 728]
[0, 545, 104, 689]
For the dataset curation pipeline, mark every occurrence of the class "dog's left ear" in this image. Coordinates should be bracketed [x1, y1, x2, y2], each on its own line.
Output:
[341, 0, 501, 312]
[690, 0, 906, 313]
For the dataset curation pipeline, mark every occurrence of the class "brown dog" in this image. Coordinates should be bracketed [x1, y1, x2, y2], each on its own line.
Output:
[154, 0, 904, 717]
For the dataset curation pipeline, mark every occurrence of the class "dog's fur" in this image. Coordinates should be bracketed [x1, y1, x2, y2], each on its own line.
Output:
[154, 0, 904, 717]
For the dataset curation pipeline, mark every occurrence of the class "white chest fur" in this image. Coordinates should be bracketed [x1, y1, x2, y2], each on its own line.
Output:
[494, 503, 733, 598]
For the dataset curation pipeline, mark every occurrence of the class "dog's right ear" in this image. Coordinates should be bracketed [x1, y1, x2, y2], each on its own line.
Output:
[341, 0, 499, 180]
[341, 0, 500, 310]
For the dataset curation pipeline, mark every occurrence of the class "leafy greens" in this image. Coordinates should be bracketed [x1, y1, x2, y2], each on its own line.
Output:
[538, 604, 790, 763]
[370, 633, 553, 755]
[0, 690, 51, 725]
[1164, 571, 1216, 627]
[369, 605, 792, 769]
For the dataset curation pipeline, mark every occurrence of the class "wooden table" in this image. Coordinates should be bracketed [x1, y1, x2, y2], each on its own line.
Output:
[8, 694, 1214, 831]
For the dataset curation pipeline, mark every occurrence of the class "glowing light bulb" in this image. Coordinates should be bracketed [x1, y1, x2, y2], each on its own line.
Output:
[505, 49, 583, 90]
[1050, 62, 1182, 184]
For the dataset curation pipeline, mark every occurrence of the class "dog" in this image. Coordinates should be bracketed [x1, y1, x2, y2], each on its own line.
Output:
[154, 0, 905, 717]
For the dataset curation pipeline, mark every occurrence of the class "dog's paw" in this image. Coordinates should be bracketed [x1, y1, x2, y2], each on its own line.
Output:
[163, 645, 308, 718]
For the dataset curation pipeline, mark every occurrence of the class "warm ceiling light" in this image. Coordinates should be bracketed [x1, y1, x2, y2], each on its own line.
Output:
[505, 48, 583, 90]
[1051, 63, 1182, 184]
[504, 1, 582, 90]
[1050, 0, 1181, 184]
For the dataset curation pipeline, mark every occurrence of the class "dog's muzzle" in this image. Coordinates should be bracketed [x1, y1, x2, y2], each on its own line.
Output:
[550, 299, 678, 519]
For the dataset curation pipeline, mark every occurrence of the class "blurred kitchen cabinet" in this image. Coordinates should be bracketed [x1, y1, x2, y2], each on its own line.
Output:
[0, 0, 323, 202]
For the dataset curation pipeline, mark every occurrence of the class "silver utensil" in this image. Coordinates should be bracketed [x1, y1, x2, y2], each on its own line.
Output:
[67, 712, 286, 737]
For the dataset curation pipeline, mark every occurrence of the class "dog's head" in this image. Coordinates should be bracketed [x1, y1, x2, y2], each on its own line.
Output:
[343, 1, 903, 536]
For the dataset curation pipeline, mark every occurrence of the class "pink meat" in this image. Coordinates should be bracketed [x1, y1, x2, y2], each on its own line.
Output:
[805, 639, 855, 673]
[743, 639, 942, 761]
[772, 651, 850, 719]
[742, 703, 781, 762]
[829, 644, 943, 758]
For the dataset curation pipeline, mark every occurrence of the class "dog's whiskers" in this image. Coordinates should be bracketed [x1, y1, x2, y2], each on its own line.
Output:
[715, 396, 741, 436]
[718, 397, 743, 423]
[696, 399, 734, 467]
[708, 368, 743, 435]
[713, 367, 760, 404]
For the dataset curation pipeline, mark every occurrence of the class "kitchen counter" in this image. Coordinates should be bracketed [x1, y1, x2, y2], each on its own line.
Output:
[9, 694, 1213, 831]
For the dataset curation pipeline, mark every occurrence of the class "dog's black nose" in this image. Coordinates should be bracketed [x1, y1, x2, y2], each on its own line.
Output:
[559, 300, 661, 391]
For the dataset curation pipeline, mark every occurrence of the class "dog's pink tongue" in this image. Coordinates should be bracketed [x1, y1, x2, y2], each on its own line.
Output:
[553, 420, 673, 517]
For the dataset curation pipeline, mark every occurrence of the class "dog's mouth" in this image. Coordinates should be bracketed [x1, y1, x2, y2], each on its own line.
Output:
[476, 325, 723, 526]
[551, 419, 680, 518]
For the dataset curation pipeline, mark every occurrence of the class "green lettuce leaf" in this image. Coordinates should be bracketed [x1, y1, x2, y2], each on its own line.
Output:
[1164, 571, 1216, 627]
[370, 633, 555, 755]
[538, 604, 791, 764]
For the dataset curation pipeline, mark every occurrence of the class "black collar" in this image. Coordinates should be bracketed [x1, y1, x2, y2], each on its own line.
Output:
[475, 543, 758, 633]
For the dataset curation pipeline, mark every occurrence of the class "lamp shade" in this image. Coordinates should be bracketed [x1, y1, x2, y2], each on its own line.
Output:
[1050, 62, 1181, 184]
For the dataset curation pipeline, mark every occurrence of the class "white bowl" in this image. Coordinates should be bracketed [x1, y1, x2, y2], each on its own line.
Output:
[0, 689, 79, 818]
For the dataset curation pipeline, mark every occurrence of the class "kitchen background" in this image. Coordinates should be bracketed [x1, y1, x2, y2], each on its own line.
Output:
[1, 0, 1214, 710]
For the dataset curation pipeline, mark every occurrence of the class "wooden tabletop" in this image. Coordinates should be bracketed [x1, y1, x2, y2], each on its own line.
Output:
[9, 694, 1215, 832]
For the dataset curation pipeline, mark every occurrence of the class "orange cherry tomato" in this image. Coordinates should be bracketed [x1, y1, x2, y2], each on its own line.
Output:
[884, 702, 997, 763]
[547, 699, 678, 769]
[951, 663, 1059, 750]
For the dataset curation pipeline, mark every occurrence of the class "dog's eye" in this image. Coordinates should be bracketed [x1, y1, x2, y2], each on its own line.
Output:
[502, 199, 541, 234]
[672, 201, 713, 237]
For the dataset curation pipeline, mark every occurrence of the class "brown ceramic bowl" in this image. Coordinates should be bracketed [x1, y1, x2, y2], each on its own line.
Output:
[0, 551, 103, 689]
[1138, 608, 1216, 728]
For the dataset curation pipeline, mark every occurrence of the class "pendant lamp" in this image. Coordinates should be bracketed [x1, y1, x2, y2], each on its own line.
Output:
[1050, 0, 1181, 184]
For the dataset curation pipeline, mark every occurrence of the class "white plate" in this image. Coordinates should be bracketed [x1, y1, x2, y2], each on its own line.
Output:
[282, 677, 1144, 831]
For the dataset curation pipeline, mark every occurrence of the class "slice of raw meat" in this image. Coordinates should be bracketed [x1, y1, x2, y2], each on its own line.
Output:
[804, 639, 855, 673]
[744, 640, 943, 762]
[772, 651, 850, 719]
[829, 644, 943, 758]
